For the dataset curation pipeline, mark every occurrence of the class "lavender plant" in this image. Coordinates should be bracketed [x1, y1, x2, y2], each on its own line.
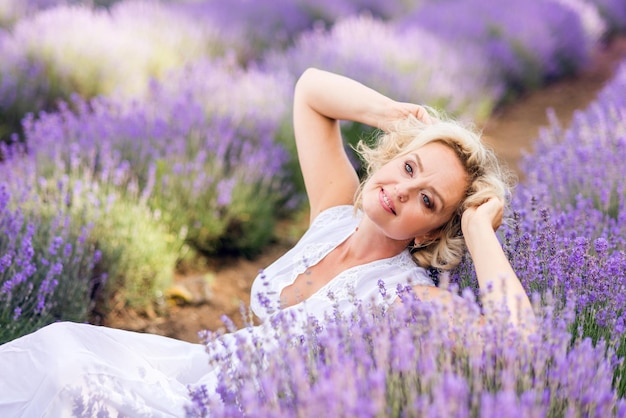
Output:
[0, 143, 102, 343]
[17, 105, 185, 313]
[263, 15, 504, 123]
[23, 58, 296, 257]
[186, 0, 311, 63]
[185, 289, 624, 417]
[88, 192, 183, 313]
[528, 59, 626, 390]
[296, 0, 415, 22]
[499, 58, 626, 396]
[0, 0, 232, 141]
[399, 0, 591, 93]
[0, 36, 49, 141]
[175, 0, 416, 64]
[520, 60, 626, 226]
[0, 0, 65, 27]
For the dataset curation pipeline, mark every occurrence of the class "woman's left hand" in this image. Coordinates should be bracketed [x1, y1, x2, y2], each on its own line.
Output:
[461, 197, 504, 236]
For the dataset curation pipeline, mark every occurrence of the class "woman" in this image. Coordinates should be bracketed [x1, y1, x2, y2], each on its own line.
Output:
[0, 68, 534, 416]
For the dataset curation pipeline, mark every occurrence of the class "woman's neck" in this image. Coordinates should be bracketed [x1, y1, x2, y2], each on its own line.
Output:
[339, 216, 411, 264]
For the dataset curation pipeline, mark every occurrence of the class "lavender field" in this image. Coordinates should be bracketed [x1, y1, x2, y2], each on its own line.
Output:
[1, 0, 626, 416]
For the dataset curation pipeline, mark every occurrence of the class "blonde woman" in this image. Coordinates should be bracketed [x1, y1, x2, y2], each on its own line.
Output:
[0, 68, 534, 416]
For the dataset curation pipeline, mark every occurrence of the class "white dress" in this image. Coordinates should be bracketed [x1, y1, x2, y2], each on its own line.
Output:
[0, 205, 433, 417]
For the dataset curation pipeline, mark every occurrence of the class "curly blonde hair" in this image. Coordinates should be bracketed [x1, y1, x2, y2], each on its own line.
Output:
[354, 108, 514, 271]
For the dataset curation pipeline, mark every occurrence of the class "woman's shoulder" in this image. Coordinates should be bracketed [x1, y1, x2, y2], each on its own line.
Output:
[293, 205, 358, 247]
[309, 205, 357, 229]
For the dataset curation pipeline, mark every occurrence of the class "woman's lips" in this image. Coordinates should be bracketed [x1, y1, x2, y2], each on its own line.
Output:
[379, 188, 396, 215]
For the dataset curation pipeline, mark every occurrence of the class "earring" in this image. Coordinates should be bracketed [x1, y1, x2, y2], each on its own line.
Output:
[409, 240, 427, 253]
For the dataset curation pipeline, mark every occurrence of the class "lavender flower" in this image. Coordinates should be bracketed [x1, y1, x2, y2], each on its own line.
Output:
[186, 291, 623, 417]
[263, 14, 503, 121]
[399, 0, 591, 90]
[0, 149, 101, 343]
[0, 0, 238, 142]
[22, 57, 295, 256]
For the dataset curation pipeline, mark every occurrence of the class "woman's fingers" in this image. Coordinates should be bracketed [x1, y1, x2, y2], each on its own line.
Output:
[399, 103, 434, 123]
[414, 105, 435, 124]
[378, 103, 434, 131]
[480, 197, 504, 230]
[462, 197, 504, 232]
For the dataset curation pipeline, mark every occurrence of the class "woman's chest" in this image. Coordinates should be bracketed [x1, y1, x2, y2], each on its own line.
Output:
[278, 248, 356, 309]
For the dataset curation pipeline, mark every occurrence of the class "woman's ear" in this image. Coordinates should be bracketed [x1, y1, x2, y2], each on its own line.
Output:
[413, 230, 442, 247]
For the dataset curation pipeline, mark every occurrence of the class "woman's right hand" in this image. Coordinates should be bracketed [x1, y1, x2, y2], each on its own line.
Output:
[376, 102, 435, 132]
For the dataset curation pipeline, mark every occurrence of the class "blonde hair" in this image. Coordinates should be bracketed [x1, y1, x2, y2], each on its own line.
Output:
[354, 108, 514, 271]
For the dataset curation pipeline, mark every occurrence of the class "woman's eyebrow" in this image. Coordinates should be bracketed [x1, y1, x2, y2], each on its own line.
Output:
[413, 152, 424, 173]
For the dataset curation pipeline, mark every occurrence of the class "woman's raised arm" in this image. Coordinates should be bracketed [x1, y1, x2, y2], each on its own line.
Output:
[461, 197, 535, 329]
[411, 198, 536, 333]
[293, 68, 431, 223]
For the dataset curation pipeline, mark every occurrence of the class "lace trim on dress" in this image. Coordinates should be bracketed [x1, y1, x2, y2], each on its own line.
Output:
[297, 250, 421, 304]
[310, 205, 356, 229]
[250, 205, 433, 320]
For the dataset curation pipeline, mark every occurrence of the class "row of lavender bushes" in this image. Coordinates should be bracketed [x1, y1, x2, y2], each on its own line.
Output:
[1, 60, 296, 327]
[0, 0, 625, 340]
[1, 0, 623, 139]
[0, 142, 104, 342]
[184, 59, 626, 416]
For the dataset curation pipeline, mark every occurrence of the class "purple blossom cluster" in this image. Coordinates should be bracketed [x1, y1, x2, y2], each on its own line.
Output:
[0, 142, 102, 344]
[185, 289, 625, 417]
[263, 15, 504, 121]
[23, 59, 295, 255]
[1, 115, 185, 328]
[496, 59, 626, 336]
[399, 0, 591, 90]
[2, 0, 624, 143]
[520, 60, 626, 224]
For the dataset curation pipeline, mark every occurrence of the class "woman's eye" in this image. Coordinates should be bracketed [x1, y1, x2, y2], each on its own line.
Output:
[404, 162, 413, 175]
[422, 194, 432, 209]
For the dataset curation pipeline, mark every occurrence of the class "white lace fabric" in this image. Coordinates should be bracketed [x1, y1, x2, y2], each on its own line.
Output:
[250, 205, 434, 322]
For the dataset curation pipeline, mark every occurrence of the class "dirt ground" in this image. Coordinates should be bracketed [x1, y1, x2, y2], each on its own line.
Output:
[103, 36, 626, 343]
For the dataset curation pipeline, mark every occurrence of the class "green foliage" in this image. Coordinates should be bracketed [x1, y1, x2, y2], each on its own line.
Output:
[28, 145, 185, 316]
[151, 159, 280, 258]
[90, 194, 183, 313]
[569, 306, 626, 398]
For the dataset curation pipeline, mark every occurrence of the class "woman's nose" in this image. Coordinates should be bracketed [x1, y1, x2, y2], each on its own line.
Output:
[395, 184, 410, 203]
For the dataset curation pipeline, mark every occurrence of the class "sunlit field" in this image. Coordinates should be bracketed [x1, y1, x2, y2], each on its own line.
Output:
[1, 0, 625, 416]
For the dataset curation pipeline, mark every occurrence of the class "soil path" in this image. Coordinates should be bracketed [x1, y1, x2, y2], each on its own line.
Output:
[104, 37, 626, 343]
[482, 36, 626, 175]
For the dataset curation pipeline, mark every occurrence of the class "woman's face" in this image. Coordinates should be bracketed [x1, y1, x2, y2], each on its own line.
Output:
[362, 141, 468, 243]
